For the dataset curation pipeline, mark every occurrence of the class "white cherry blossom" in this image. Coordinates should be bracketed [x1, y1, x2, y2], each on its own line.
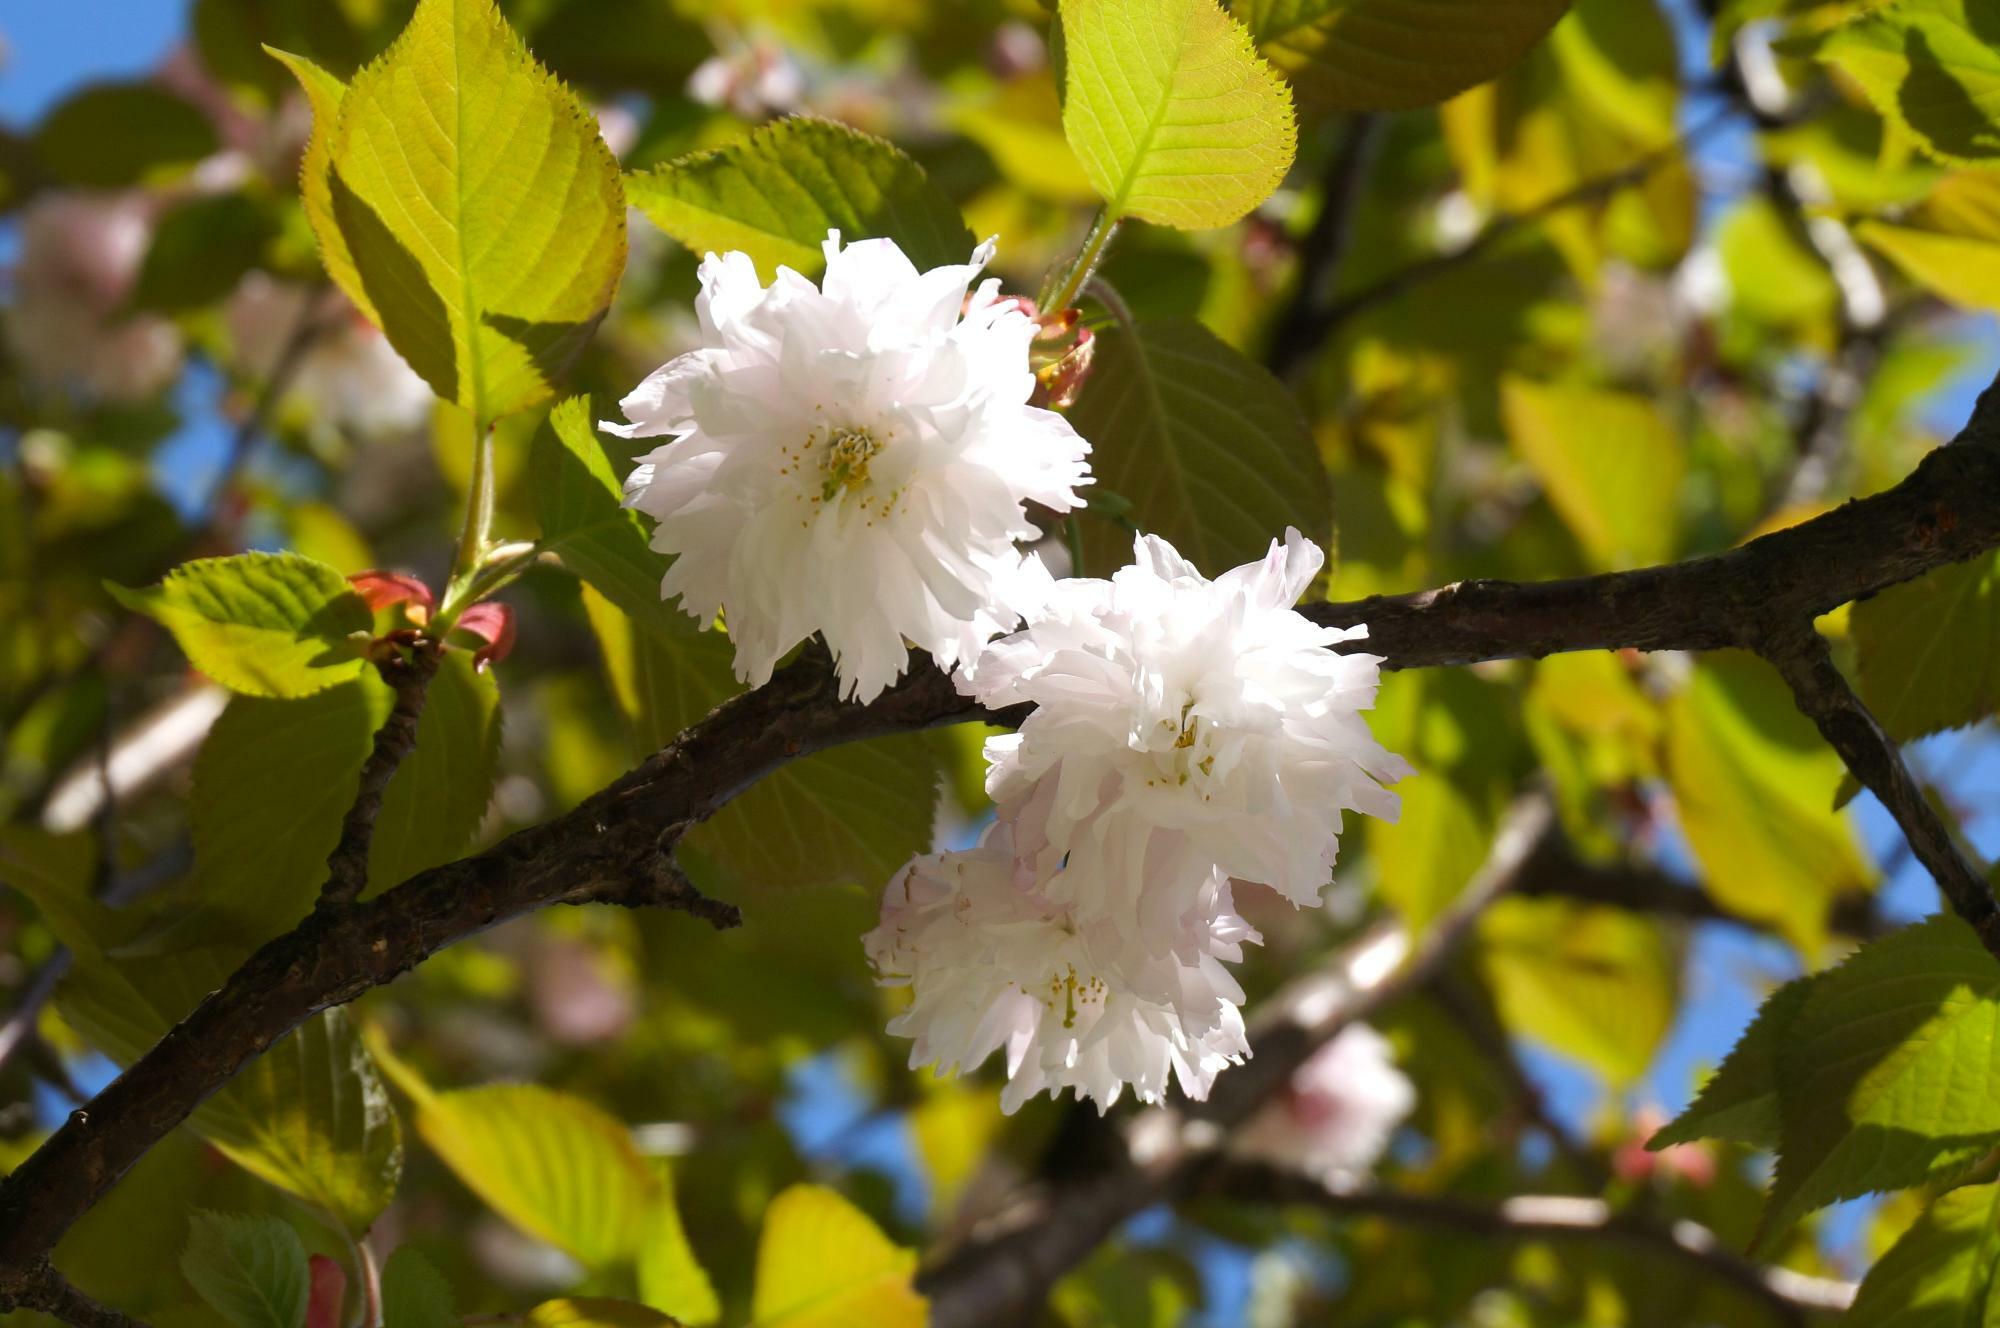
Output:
[961, 530, 1411, 939]
[864, 821, 1257, 1113]
[609, 231, 1090, 702]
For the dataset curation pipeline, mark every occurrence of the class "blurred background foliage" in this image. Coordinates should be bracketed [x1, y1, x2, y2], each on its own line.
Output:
[3, 0, 2000, 1324]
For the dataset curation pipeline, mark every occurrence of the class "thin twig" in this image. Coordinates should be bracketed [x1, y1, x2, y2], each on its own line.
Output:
[1202, 1163, 1856, 1322]
[0, 1264, 147, 1328]
[1266, 112, 1383, 379]
[1760, 624, 2000, 955]
[1290, 106, 1736, 354]
[319, 644, 442, 908]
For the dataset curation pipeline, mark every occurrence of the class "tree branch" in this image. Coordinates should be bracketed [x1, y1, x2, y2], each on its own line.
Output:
[319, 644, 441, 908]
[1265, 112, 1382, 379]
[0, 1264, 144, 1328]
[1759, 622, 2000, 953]
[3, 376, 2000, 1290]
[1199, 1162, 1857, 1322]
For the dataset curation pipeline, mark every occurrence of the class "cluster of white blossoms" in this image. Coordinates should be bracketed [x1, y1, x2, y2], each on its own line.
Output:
[617, 233, 1409, 1112]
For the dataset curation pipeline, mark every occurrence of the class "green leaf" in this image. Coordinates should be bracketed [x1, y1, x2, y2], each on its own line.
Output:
[380, 1246, 459, 1328]
[108, 552, 371, 699]
[1650, 977, 1814, 1151]
[1844, 1181, 2000, 1327]
[1664, 653, 1873, 954]
[536, 396, 691, 642]
[180, 1211, 310, 1328]
[1851, 551, 2000, 744]
[128, 192, 283, 314]
[1242, 0, 1571, 110]
[409, 1082, 658, 1270]
[625, 116, 976, 280]
[1765, 915, 2000, 1240]
[582, 588, 941, 891]
[1804, 0, 2000, 167]
[1068, 317, 1330, 576]
[749, 1185, 926, 1328]
[303, 0, 627, 420]
[1059, 0, 1297, 228]
[367, 650, 503, 894]
[189, 677, 391, 944]
[34, 83, 217, 187]
[525, 1302, 683, 1328]
[1500, 377, 1684, 571]
[638, 1176, 721, 1327]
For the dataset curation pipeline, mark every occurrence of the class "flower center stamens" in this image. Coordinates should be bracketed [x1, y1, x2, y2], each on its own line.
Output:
[820, 426, 883, 501]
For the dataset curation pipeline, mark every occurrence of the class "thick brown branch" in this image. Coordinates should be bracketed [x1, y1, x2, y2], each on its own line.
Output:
[3, 379, 2000, 1283]
[1760, 624, 2000, 953]
[1200, 1162, 1856, 1322]
[319, 644, 441, 907]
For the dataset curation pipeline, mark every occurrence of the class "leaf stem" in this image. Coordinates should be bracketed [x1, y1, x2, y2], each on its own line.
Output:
[452, 417, 498, 586]
[1043, 210, 1120, 316]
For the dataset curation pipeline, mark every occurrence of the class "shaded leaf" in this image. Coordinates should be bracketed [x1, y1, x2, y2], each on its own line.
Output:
[1068, 317, 1329, 576]
[626, 116, 975, 279]
[537, 396, 691, 642]
[180, 1211, 310, 1328]
[109, 552, 371, 699]
[1650, 976, 1815, 1151]
[1244, 0, 1570, 111]
[129, 192, 282, 314]
[1060, 0, 1296, 228]
[35, 83, 216, 188]
[749, 1185, 926, 1328]
[379, 1247, 458, 1328]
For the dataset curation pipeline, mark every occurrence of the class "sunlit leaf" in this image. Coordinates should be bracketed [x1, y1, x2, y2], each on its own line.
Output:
[1843, 1180, 2000, 1326]
[1243, 0, 1570, 110]
[1500, 377, 1683, 571]
[525, 1301, 683, 1328]
[1804, 0, 2000, 166]
[1069, 317, 1329, 576]
[1060, 0, 1296, 228]
[749, 1185, 926, 1328]
[626, 117, 975, 280]
[1650, 977, 1814, 1151]
[1478, 896, 1676, 1085]
[289, 0, 626, 421]
[108, 552, 372, 700]
[1763, 915, 2000, 1240]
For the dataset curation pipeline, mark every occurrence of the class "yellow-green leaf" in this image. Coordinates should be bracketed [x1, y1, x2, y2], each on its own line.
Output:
[410, 1082, 656, 1270]
[1805, 0, 2000, 166]
[749, 1185, 926, 1328]
[1851, 551, 2000, 743]
[1665, 653, 1873, 955]
[108, 551, 371, 699]
[267, 49, 372, 326]
[626, 116, 975, 281]
[1501, 377, 1684, 571]
[1243, 0, 1570, 111]
[1060, 0, 1296, 228]
[526, 1301, 683, 1328]
[305, 0, 626, 420]
[1844, 1181, 2000, 1327]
